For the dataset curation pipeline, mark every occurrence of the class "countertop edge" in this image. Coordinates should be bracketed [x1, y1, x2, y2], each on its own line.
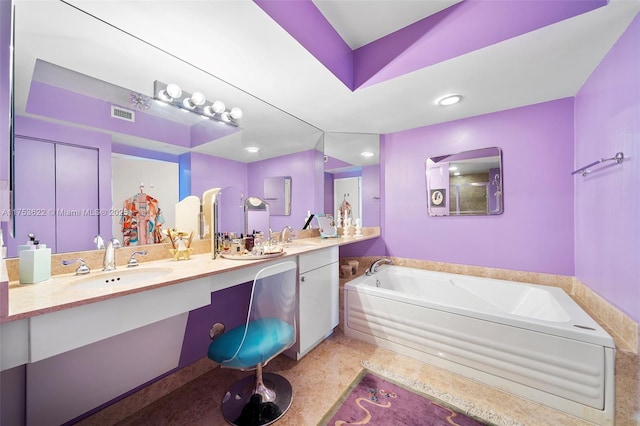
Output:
[1, 232, 379, 323]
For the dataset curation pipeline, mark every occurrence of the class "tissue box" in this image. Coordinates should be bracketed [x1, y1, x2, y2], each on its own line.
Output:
[19, 248, 51, 284]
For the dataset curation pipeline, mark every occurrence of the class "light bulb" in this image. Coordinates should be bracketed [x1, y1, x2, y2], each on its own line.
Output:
[220, 111, 231, 122]
[203, 106, 215, 116]
[166, 83, 182, 99]
[230, 107, 243, 120]
[212, 101, 225, 114]
[190, 91, 206, 106]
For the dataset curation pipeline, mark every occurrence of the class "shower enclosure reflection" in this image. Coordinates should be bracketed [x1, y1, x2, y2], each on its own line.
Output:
[425, 147, 503, 216]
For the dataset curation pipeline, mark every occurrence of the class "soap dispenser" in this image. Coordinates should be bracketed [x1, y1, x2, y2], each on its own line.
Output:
[19, 236, 52, 284]
[17, 233, 36, 253]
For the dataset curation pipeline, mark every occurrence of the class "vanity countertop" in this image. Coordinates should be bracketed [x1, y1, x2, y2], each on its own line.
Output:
[1, 231, 379, 323]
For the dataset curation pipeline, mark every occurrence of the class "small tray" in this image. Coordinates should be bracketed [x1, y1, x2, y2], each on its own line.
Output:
[220, 251, 286, 261]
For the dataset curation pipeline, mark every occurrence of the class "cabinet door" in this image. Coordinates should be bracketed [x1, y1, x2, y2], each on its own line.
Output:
[55, 144, 99, 252]
[298, 261, 339, 356]
[11, 137, 56, 256]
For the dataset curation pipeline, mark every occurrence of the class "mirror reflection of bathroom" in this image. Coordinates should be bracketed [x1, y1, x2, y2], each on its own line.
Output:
[263, 176, 291, 216]
[218, 187, 245, 237]
[244, 196, 270, 238]
[323, 132, 380, 228]
[111, 154, 179, 248]
[426, 147, 503, 216]
[334, 179, 361, 228]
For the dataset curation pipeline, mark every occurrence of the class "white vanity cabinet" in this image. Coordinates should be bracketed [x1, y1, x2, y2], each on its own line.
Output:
[286, 246, 339, 360]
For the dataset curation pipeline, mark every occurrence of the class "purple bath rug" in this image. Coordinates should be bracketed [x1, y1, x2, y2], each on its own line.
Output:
[321, 370, 490, 426]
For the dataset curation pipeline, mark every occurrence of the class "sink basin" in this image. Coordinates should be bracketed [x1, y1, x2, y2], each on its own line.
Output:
[285, 240, 322, 249]
[69, 267, 173, 290]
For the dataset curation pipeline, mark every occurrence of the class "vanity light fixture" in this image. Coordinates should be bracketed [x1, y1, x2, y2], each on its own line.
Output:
[436, 94, 463, 106]
[154, 81, 242, 127]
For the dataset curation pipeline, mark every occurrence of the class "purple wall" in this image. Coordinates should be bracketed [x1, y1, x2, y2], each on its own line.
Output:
[248, 150, 324, 231]
[323, 172, 333, 216]
[361, 164, 380, 227]
[380, 98, 575, 275]
[574, 14, 640, 323]
[188, 152, 248, 200]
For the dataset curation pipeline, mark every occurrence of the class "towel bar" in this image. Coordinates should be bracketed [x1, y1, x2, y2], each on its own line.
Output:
[572, 152, 624, 177]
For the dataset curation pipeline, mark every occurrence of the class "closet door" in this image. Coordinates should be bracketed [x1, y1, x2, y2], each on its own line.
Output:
[55, 144, 100, 253]
[12, 137, 56, 256]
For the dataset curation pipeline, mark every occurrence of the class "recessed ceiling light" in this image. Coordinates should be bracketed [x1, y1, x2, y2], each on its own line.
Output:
[436, 94, 463, 106]
[361, 151, 374, 157]
[449, 166, 458, 171]
[245, 147, 260, 153]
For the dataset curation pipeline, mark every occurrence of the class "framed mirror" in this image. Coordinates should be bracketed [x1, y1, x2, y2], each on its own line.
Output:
[244, 196, 270, 237]
[263, 176, 291, 216]
[425, 147, 503, 216]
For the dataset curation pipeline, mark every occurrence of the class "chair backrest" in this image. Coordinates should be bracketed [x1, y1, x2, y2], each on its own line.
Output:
[221, 261, 297, 368]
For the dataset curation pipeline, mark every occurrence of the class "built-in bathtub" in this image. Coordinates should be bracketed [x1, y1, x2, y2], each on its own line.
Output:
[343, 265, 616, 425]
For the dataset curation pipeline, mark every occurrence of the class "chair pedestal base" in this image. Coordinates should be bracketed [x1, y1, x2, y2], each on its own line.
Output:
[221, 372, 293, 426]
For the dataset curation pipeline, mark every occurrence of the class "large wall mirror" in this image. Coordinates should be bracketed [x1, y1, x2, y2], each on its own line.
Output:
[323, 132, 381, 228]
[425, 147, 503, 216]
[8, 0, 325, 257]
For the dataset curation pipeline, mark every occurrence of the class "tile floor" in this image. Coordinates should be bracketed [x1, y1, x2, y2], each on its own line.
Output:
[111, 330, 599, 426]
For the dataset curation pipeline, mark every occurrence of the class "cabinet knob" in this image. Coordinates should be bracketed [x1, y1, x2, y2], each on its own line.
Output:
[300, 276, 306, 282]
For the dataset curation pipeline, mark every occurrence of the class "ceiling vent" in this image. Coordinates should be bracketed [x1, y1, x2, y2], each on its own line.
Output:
[111, 105, 135, 122]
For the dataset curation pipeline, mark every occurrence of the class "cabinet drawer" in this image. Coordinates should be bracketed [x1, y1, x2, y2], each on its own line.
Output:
[298, 246, 338, 273]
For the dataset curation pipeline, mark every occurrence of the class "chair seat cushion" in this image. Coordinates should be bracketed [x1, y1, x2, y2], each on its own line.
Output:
[207, 317, 294, 369]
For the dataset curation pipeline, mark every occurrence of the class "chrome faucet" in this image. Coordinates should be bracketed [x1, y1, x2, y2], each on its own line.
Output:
[280, 225, 293, 243]
[102, 238, 121, 271]
[366, 258, 393, 275]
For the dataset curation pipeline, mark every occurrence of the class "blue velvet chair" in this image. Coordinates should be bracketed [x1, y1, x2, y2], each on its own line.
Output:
[208, 261, 297, 426]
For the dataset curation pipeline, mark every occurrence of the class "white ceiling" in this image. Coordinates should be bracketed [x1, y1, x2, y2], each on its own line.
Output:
[13, 0, 640, 165]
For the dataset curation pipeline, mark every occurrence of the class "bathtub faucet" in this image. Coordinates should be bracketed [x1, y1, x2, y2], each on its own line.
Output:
[366, 258, 392, 275]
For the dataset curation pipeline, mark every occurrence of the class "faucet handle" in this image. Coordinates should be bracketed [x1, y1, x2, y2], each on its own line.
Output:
[62, 258, 90, 275]
[127, 250, 148, 267]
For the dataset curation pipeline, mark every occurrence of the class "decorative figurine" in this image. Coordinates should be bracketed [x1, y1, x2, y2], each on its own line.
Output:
[168, 229, 193, 260]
